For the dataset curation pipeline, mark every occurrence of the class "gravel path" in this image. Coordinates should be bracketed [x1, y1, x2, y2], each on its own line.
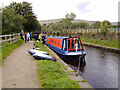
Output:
[2, 41, 40, 88]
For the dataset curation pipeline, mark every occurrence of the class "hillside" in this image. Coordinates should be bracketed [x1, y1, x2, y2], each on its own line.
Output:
[39, 19, 117, 26]
[39, 19, 95, 25]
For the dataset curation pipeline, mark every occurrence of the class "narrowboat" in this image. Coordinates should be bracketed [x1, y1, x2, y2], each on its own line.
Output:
[46, 36, 86, 60]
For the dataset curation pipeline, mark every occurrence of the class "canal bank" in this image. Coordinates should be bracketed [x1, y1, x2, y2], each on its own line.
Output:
[83, 42, 120, 53]
[45, 45, 93, 89]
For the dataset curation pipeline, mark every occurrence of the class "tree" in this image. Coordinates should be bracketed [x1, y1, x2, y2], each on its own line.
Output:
[65, 12, 76, 20]
[2, 7, 24, 34]
[102, 20, 111, 26]
[72, 22, 89, 29]
[43, 13, 76, 33]
[92, 21, 101, 29]
[102, 20, 111, 33]
[9, 2, 41, 32]
[62, 13, 76, 29]
[43, 24, 47, 27]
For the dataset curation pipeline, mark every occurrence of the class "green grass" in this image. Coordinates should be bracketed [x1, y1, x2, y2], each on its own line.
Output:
[81, 80, 87, 82]
[33, 40, 79, 88]
[37, 61, 79, 88]
[0, 39, 23, 66]
[33, 39, 51, 55]
[1, 41, 9, 46]
[81, 37, 119, 49]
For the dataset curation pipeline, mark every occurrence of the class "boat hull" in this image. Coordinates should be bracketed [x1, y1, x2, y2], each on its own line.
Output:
[46, 43, 85, 56]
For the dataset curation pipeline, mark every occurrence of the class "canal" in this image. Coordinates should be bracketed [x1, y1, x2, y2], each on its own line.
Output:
[57, 46, 119, 88]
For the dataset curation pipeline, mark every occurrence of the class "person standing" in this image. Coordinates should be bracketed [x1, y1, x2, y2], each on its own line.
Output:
[20, 30, 24, 40]
[24, 32, 27, 43]
[27, 32, 30, 41]
[42, 33, 45, 44]
[39, 33, 42, 43]
[29, 32, 32, 40]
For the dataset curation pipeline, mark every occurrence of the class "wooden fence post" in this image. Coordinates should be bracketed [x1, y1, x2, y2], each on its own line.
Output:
[9, 34, 11, 43]
[18, 33, 19, 40]
[1, 33, 20, 47]
[15, 33, 18, 41]
[5, 34, 7, 41]
[12, 34, 14, 43]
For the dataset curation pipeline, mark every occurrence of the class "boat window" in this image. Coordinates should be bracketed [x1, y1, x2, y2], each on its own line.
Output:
[68, 40, 70, 49]
[58, 41, 60, 45]
[55, 41, 56, 44]
[62, 39, 67, 51]
[77, 38, 82, 49]
[77, 38, 80, 48]
[72, 40, 74, 49]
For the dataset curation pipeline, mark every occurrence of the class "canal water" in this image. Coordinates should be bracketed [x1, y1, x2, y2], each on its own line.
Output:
[58, 46, 119, 88]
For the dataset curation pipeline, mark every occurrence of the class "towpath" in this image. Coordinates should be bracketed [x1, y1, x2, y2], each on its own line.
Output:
[2, 41, 40, 88]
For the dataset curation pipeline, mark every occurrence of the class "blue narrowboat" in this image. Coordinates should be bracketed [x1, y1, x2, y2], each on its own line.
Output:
[46, 36, 86, 60]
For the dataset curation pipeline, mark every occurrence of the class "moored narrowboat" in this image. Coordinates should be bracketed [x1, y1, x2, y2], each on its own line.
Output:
[46, 36, 86, 60]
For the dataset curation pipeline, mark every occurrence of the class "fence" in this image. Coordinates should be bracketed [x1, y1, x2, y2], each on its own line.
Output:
[76, 28, 119, 34]
[60, 27, 120, 34]
[0, 33, 20, 47]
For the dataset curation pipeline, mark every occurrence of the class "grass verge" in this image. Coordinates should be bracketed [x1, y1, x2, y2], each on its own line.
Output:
[33, 40, 79, 88]
[81, 37, 119, 49]
[0, 39, 23, 66]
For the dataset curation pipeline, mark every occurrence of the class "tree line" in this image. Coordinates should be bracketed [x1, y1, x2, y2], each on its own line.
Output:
[42, 13, 117, 35]
[1, 2, 41, 35]
[1, 2, 117, 35]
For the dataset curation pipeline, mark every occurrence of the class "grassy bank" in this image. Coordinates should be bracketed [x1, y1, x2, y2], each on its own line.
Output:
[33, 40, 79, 88]
[81, 36, 119, 49]
[54, 31, 119, 49]
[0, 39, 23, 66]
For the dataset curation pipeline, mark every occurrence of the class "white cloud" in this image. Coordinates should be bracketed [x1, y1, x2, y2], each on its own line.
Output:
[1, 0, 119, 22]
[76, 1, 91, 13]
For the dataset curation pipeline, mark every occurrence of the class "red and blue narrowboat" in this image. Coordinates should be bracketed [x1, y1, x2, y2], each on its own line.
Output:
[46, 36, 86, 60]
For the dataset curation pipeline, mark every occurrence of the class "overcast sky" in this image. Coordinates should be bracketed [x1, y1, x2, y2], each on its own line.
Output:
[1, 0, 120, 22]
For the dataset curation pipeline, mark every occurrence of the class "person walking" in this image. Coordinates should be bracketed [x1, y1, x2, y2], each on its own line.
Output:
[39, 33, 42, 43]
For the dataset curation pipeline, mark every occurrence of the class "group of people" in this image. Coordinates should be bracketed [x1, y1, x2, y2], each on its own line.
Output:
[39, 33, 47, 44]
[34, 32, 47, 44]
[24, 32, 32, 43]
[20, 30, 47, 44]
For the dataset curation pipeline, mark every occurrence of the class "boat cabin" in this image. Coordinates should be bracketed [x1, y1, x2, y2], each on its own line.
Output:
[46, 36, 83, 52]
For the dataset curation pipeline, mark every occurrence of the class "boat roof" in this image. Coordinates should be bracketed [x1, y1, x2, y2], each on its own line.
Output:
[47, 36, 69, 39]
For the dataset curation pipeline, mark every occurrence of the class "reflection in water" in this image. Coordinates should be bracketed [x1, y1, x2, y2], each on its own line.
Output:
[79, 58, 86, 72]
